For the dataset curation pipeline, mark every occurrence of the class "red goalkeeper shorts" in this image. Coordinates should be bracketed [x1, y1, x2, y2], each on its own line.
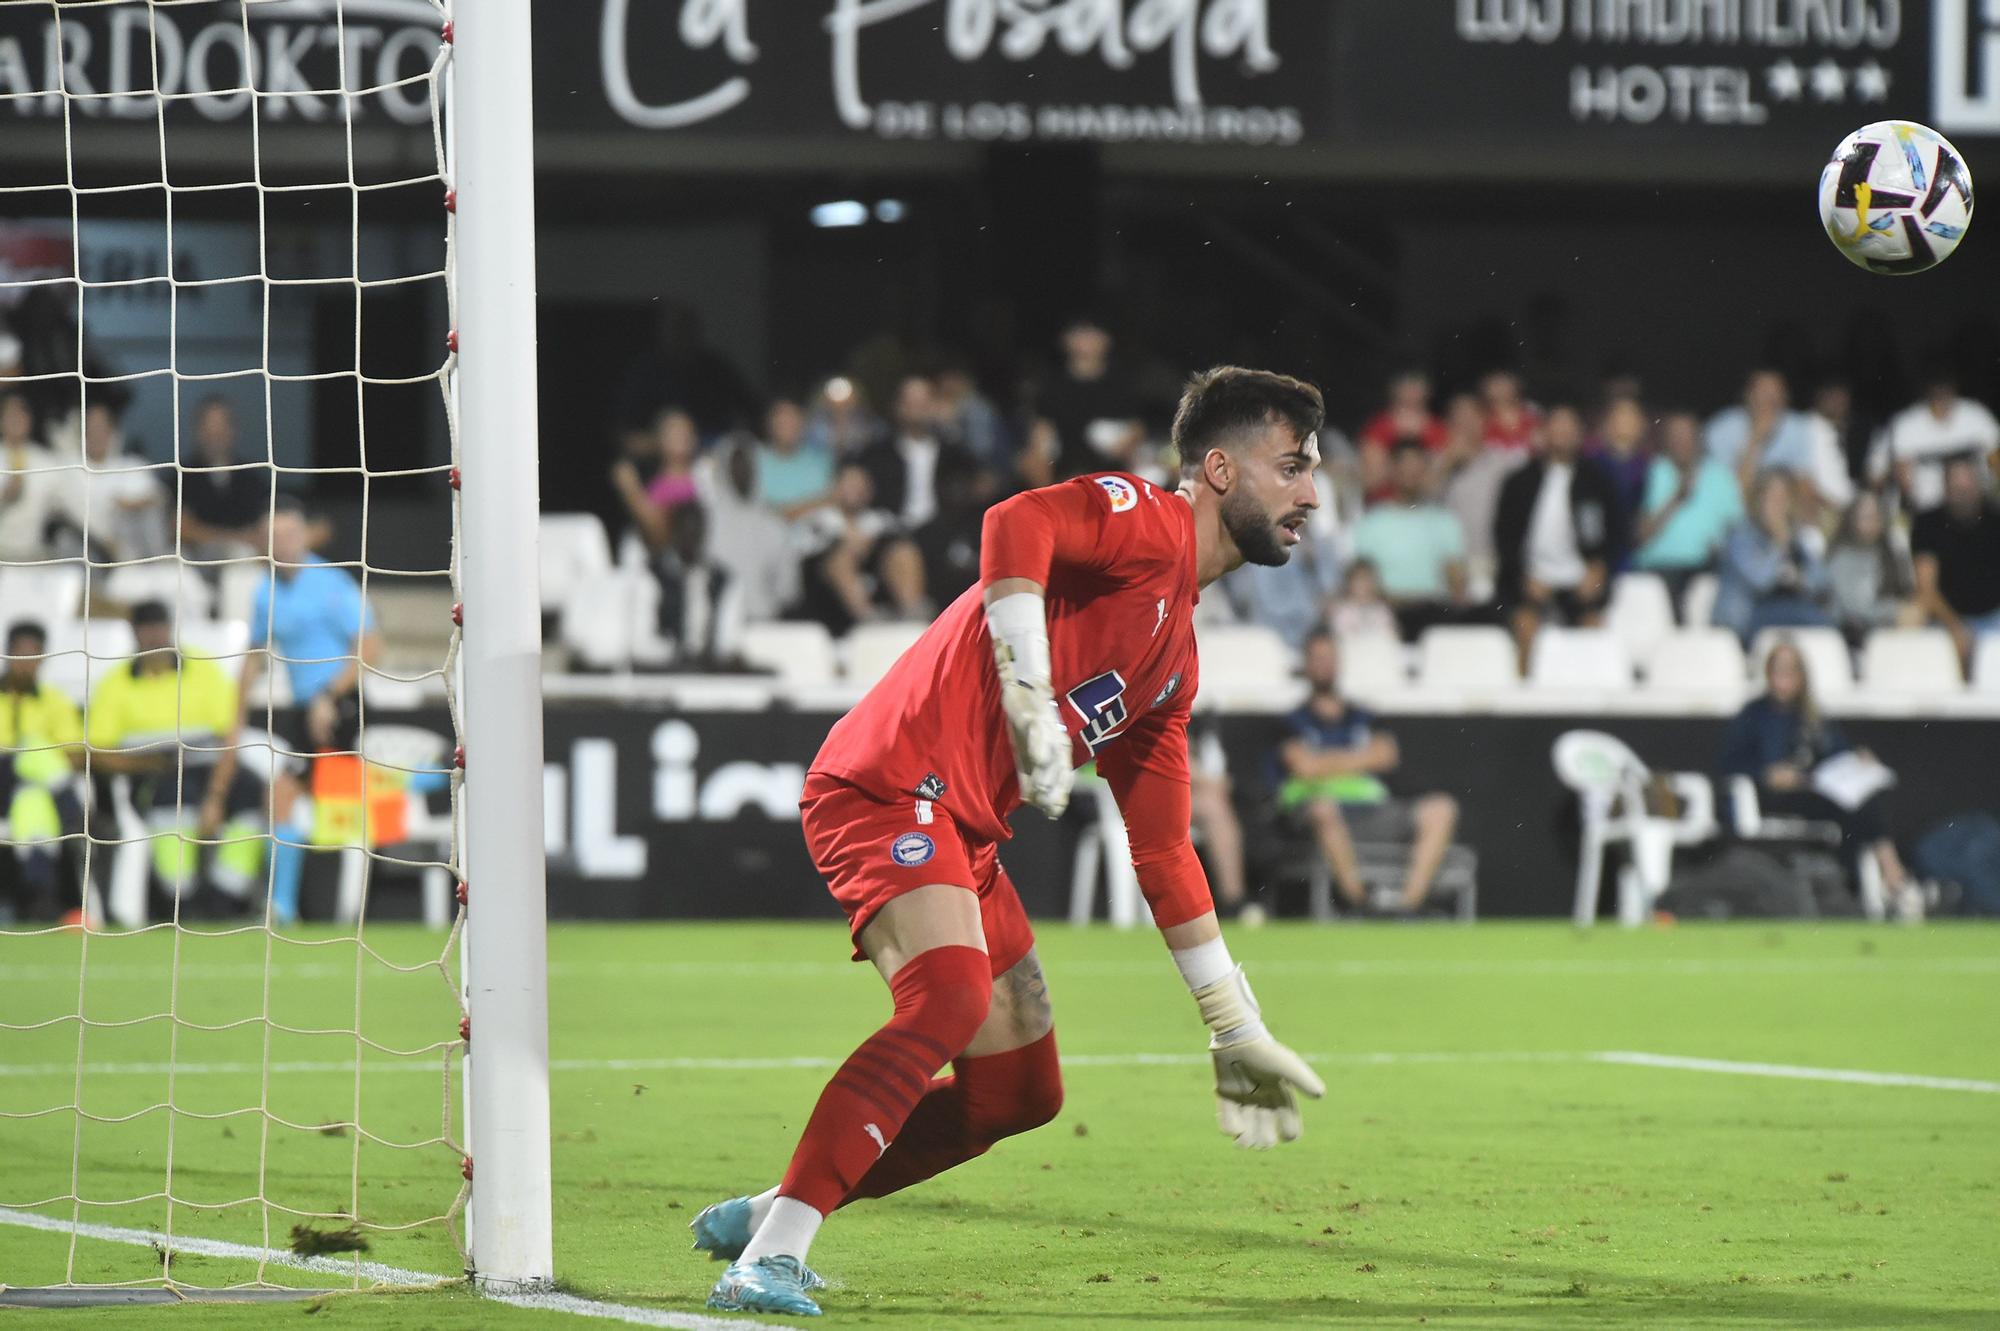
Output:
[800, 772, 1035, 978]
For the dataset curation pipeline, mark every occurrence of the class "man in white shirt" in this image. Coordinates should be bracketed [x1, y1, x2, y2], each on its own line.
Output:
[1494, 405, 1623, 670]
[0, 391, 69, 564]
[1873, 370, 2000, 512]
[71, 402, 167, 564]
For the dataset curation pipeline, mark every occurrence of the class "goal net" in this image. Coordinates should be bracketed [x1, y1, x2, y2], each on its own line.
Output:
[0, 0, 480, 1298]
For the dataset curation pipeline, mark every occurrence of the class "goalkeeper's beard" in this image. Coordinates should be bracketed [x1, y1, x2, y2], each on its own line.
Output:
[1222, 488, 1297, 568]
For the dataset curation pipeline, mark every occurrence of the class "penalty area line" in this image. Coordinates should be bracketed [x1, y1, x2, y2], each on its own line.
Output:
[0, 1209, 789, 1331]
[1593, 1050, 2000, 1094]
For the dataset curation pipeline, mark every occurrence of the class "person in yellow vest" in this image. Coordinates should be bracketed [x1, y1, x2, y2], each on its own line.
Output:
[0, 620, 85, 922]
[86, 601, 264, 919]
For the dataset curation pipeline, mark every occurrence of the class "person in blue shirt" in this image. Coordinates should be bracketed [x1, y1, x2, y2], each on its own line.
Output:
[212, 496, 380, 923]
[1274, 630, 1459, 915]
[1705, 368, 1816, 487]
[1719, 637, 1912, 912]
[1712, 472, 1834, 645]
[1633, 411, 1743, 606]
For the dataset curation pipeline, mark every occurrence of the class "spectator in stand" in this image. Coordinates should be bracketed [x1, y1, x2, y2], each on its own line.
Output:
[1713, 472, 1833, 645]
[1794, 380, 1857, 521]
[178, 397, 270, 565]
[911, 447, 989, 608]
[1874, 368, 2000, 513]
[755, 396, 833, 519]
[89, 601, 264, 919]
[612, 406, 700, 557]
[1276, 630, 1460, 915]
[1705, 367, 1817, 496]
[0, 620, 85, 922]
[795, 461, 927, 633]
[802, 375, 884, 461]
[1911, 455, 2000, 666]
[1220, 500, 1343, 652]
[935, 360, 1013, 474]
[68, 401, 168, 565]
[0, 390, 68, 564]
[1810, 378, 1876, 491]
[1633, 410, 1743, 607]
[1438, 391, 1518, 587]
[1720, 638, 1915, 917]
[1328, 559, 1397, 642]
[699, 436, 798, 625]
[1826, 492, 1919, 645]
[1494, 404, 1623, 666]
[652, 503, 744, 668]
[1189, 718, 1257, 924]
[1479, 370, 1542, 452]
[856, 375, 979, 533]
[613, 304, 759, 443]
[1588, 395, 1652, 565]
[1357, 370, 1445, 501]
[1026, 316, 1143, 485]
[1351, 439, 1468, 638]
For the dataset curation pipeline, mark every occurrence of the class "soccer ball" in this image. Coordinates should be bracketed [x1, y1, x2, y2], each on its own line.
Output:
[1819, 120, 1974, 274]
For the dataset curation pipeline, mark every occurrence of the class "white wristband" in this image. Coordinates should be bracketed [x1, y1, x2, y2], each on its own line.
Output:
[985, 591, 1052, 687]
[1170, 936, 1236, 992]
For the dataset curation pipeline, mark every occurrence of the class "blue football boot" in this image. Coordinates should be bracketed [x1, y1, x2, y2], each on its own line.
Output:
[707, 1255, 823, 1317]
[689, 1196, 754, 1262]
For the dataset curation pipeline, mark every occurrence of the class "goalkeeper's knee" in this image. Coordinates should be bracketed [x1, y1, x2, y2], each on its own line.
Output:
[885, 944, 993, 1064]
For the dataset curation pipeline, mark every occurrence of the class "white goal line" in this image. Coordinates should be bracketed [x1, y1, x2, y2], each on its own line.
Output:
[1, 1049, 1993, 1092]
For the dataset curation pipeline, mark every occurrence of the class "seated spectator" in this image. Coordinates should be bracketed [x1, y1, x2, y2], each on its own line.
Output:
[1479, 370, 1541, 452]
[802, 375, 884, 460]
[1276, 630, 1460, 915]
[1713, 472, 1833, 644]
[1494, 404, 1623, 667]
[1189, 716, 1257, 924]
[1911, 455, 2000, 665]
[1350, 439, 1469, 638]
[699, 436, 798, 624]
[0, 620, 84, 921]
[1026, 316, 1143, 485]
[1826, 492, 1920, 645]
[178, 396, 270, 564]
[1810, 378, 1875, 490]
[1328, 559, 1397, 641]
[1220, 500, 1342, 652]
[1720, 637, 1915, 916]
[60, 401, 167, 566]
[1875, 367, 2000, 513]
[936, 360, 1013, 473]
[89, 601, 265, 919]
[755, 396, 833, 518]
[1633, 410, 1742, 605]
[652, 503, 744, 668]
[1795, 382, 1856, 523]
[1438, 391, 1520, 588]
[1357, 370, 1445, 500]
[1705, 367, 1816, 494]
[856, 375, 980, 532]
[0, 390, 69, 565]
[611, 406, 700, 556]
[1587, 395, 1652, 564]
[795, 462, 927, 633]
[911, 447, 989, 608]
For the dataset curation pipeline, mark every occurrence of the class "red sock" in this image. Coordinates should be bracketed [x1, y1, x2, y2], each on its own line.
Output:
[776, 945, 993, 1215]
[841, 1029, 1064, 1206]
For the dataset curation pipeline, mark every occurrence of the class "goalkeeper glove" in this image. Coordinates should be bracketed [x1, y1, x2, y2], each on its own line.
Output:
[1191, 965, 1326, 1149]
[985, 592, 1073, 819]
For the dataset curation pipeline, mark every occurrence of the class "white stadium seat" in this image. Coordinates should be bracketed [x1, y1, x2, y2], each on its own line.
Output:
[1415, 625, 1518, 694]
[1682, 573, 1720, 629]
[180, 618, 252, 664]
[539, 512, 614, 617]
[843, 622, 927, 689]
[1336, 631, 1407, 698]
[1605, 573, 1675, 664]
[1529, 627, 1633, 692]
[1750, 627, 1854, 699]
[1641, 629, 1748, 704]
[1860, 628, 1963, 696]
[739, 620, 838, 687]
[0, 563, 83, 626]
[1973, 635, 2000, 695]
[42, 618, 137, 706]
[1194, 624, 1295, 698]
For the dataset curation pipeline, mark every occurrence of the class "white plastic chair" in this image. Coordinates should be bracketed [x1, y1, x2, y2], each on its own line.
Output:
[333, 724, 456, 930]
[1415, 625, 1519, 694]
[1067, 776, 1142, 929]
[1640, 629, 1749, 702]
[1194, 624, 1296, 699]
[180, 618, 252, 665]
[1859, 628, 1963, 696]
[1682, 573, 1720, 629]
[103, 561, 214, 621]
[539, 513, 614, 618]
[843, 622, 927, 689]
[1974, 635, 2000, 695]
[1528, 627, 1633, 692]
[739, 620, 838, 687]
[0, 563, 84, 625]
[1336, 631, 1407, 697]
[1605, 573, 1675, 664]
[1728, 777, 1887, 921]
[1750, 627, 1855, 700]
[43, 618, 137, 706]
[1553, 729, 1717, 926]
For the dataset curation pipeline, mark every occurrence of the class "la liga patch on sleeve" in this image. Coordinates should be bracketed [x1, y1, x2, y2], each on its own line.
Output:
[1095, 475, 1138, 512]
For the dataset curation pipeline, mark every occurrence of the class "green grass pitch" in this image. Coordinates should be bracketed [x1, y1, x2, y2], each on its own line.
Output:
[2, 919, 1997, 1328]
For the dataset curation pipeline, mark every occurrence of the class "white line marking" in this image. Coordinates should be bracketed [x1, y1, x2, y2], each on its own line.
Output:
[0, 1209, 786, 1330]
[1592, 1051, 2000, 1094]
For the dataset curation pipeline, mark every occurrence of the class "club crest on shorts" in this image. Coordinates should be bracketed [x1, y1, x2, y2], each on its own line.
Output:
[890, 831, 936, 867]
[1095, 475, 1138, 512]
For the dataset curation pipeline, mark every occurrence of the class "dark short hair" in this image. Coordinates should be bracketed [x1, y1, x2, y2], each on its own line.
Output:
[1390, 435, 1429, 460]
[129, 600, 172, 630]
[6, 619, 46, 649]
[1303, 625, 1336, 651]
[1172, 366, 1325, 479]
[270, 494, 307, 521]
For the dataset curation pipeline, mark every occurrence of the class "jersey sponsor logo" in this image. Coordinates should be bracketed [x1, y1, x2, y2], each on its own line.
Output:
[914, 772, 947, 801]
[1095, 475, 1138, 513]
[1065, 670, 1130, 753]
[889, 831, 936, 867]
[1152, 672, 1183, 708]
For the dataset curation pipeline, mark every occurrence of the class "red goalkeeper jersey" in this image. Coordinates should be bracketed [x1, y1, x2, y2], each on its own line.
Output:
[811, 472, 1214, 928]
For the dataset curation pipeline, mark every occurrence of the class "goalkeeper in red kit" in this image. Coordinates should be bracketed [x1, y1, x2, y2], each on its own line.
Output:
[701, 367, 1330, 1316]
